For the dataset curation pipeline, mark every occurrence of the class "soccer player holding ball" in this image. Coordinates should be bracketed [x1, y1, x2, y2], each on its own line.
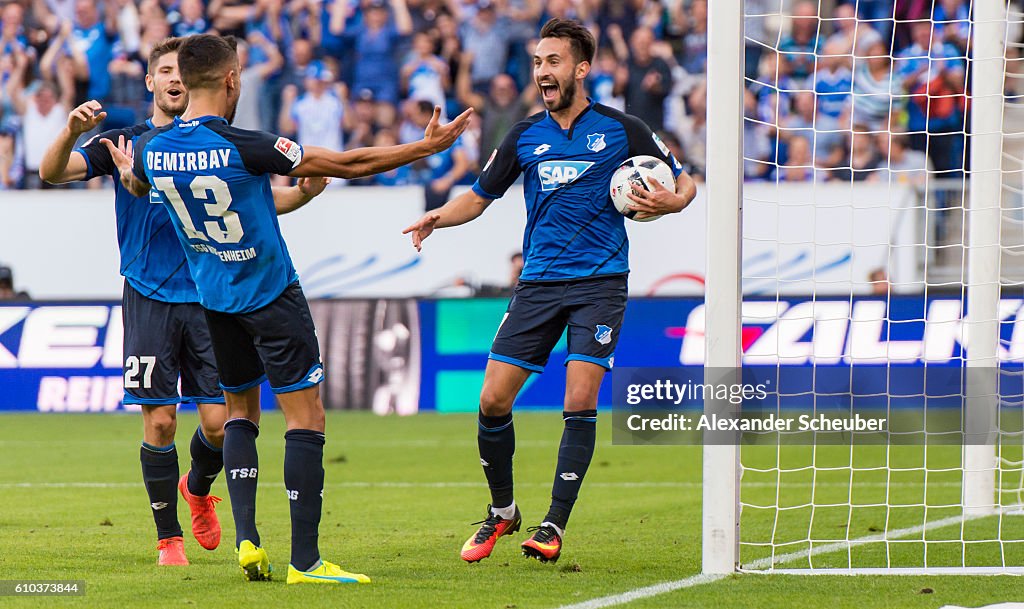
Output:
[404, 18, 697, 564]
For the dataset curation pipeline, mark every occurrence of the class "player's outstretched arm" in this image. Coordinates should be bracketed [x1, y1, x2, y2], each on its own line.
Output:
[402, 189, 493, 252]
[272, 177, 331, 215]
[100, 135, 151, 198]
[290, 106, 473, 179]
[627, 169, 697, 220]
[39, 100, 107, 183]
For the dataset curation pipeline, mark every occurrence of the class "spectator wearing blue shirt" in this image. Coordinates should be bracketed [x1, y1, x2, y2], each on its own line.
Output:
[321, 0, 351, 59]
[1, 3, 30, 55]
[897, 21, 966, 175]
[588, 47, 624, 112]
[459, 0, 510, 93]
[813, 40, 852, 123]
[778, 1, 821, 81]
[344, 0, 412, 105]
[400, 31, 449, 112]
[679, 0, 708, 76]
[169, 0, 209, 38]
[932, 0, 970, 53]
[70, 0, 115, 102]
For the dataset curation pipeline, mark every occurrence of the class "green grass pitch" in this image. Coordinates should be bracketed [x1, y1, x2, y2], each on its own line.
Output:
[1, 411, 1024, 608]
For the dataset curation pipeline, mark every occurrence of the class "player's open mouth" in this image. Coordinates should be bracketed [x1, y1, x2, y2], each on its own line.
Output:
[539, 82, 558, 102]
[166, 88, 183, 100]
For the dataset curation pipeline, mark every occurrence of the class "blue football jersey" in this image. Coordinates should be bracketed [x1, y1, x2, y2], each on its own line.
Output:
[472, 101, 683, 281]
[132, 115, 303, 313]
[76, 121, 200, 303]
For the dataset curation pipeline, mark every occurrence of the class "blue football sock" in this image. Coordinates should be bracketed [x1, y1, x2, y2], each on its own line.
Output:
[223, 418, 261, 547]
[544, 410, 597, 530]
[187, 427, 223, 497]
[478, 409, 515, 509]
[284, 429, 325, 572]
[140, 442, 183, 540]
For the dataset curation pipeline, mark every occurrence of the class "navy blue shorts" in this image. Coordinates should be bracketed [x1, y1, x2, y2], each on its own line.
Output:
[489, 274, 628, 373]
[121, 281, 224, 406]
[203, 282, 324, 394]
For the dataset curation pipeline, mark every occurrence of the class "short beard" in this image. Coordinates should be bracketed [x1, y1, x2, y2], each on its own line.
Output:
[155, 97, 187, 118]
[545, 77, 576, 113]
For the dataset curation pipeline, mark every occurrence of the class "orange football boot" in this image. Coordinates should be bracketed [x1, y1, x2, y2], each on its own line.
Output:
[460, 505, 522, 563]
[521, 525, 561, 563]
[157, 536, 189, 566]
[178, 472, 222, 550]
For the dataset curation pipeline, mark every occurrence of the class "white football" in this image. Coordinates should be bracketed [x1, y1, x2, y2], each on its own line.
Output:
[609, 155, 675, 222]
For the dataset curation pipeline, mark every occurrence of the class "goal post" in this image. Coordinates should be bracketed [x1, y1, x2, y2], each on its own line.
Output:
[702, 0, 744, 574]
[963, 0, 1008, 518]
[702, 0, 1024, 575]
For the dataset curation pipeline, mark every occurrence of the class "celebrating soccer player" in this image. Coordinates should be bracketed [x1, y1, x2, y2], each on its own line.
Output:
[102, 33, 470, 584]
[37, 38, 328, 567]
[403, 18, 697, 564]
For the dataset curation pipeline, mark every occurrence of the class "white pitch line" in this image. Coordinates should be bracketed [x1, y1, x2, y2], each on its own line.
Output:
[0, 480, 969, 490]
[554, 507, 1020, 609]
[554, 573, 729, 609]
[744, 512, 973, 571]
[0, 481, 696, 490]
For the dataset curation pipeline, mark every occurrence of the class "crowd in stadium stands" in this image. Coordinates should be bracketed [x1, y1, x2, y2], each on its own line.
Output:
[0, 0, 1007, 192]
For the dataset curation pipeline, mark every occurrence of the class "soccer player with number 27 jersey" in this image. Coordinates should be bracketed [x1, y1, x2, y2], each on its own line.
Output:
[106, 34, 471, 584]
[404, 19, 697, 565]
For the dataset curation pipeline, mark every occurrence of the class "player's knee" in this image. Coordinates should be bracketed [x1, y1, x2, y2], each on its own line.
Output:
[145, 410, 177, 444]
[479, 386, 514, 417]
[564, 386, 599, 412]
[200, 422, 224, 446]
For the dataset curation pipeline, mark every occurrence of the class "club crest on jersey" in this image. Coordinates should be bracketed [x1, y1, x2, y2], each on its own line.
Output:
[538, 160, 594, 192]
[587, 133, 606, 153]
[275, 137, 301, 163]
[595, 324, 613, 345]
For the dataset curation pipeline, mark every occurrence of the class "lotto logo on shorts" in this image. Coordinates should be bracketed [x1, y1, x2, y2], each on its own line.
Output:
[306, 365, 324, 385]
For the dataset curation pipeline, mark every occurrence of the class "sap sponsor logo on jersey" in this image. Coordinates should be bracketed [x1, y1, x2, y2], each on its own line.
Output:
[0, 305, 130, 412]
[673, 298, 1024, 366]
[275, 137, 302, 164]
[538, 160, 594, 192]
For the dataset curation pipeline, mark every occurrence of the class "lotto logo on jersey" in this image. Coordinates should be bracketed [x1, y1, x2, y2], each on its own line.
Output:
[538, 160, 594, 192]
[275, 137, 302, 164]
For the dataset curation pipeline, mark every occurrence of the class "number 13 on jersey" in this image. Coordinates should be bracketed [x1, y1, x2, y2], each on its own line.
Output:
[153, 175, 244, 244]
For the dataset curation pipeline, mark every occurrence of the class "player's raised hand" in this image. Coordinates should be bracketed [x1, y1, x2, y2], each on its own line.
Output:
[627, 177, 686, 220]
[422, 106, 473, 154]
[402, 212, 442, 252]
[67, 100, 106, 135]
[99, 135, 149, 196]
[99, 134, 133, 175]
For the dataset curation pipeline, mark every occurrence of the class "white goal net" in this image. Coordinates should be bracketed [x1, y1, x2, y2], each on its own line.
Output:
[703, 0, 1024, 574]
